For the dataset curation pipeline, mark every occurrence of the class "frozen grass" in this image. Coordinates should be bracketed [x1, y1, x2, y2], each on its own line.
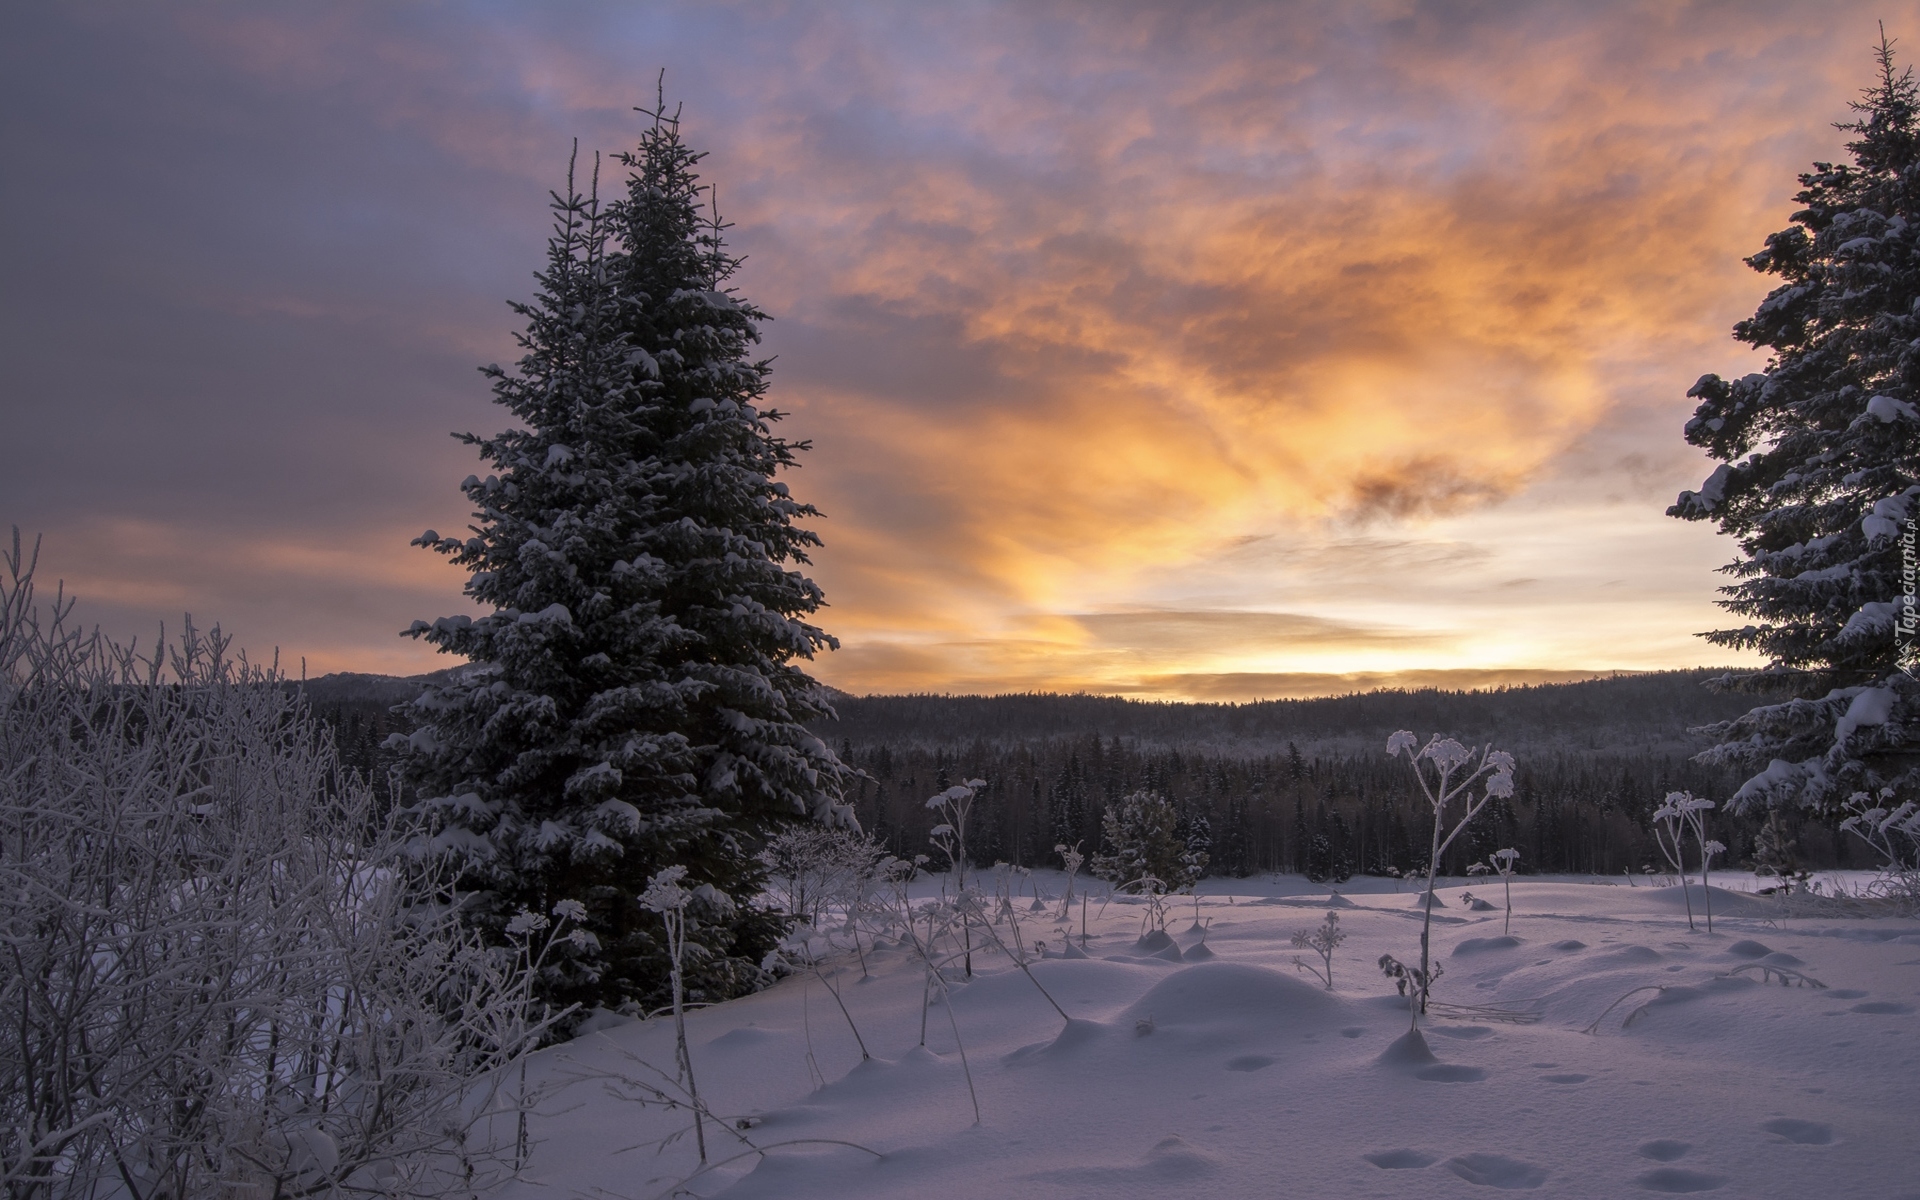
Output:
[495, 871, 1920, 1199]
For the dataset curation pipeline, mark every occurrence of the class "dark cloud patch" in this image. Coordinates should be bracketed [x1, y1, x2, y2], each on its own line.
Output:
[767, 296, 1047, 411]
[1344, 456, 1519, 522]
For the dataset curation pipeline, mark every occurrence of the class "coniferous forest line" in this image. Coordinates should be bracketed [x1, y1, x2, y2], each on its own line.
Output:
[308, 668, 1854, 880]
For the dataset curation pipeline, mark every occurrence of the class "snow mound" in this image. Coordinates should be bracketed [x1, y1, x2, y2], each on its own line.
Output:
[1375, 1027, 1438, 1066]
[1453, 935, 1524, 956]
[1026, 1134, 1217, 1186]
[1592, 944, 1663, 965]
[1002, 1016, 1108, 1066]
[1120, 961, 1344, 1035]
[1725, 939, 1774, 958]
[1134, 929, 1176, 954]
[1644, 884, 1776, 917]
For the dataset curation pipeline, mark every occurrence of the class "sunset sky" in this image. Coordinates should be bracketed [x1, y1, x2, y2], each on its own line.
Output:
[3, 2, 1910, 699]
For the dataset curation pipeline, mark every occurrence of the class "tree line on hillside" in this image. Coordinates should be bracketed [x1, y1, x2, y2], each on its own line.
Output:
[812, 671, 1759, 753]
[830, 735, 1849, 881]
[309, 671, 1853, 882]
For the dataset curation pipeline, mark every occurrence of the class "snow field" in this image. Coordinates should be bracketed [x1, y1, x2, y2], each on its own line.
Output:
[505, 877, 1920, 1199]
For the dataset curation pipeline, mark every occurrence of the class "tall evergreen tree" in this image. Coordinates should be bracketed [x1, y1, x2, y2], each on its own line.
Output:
[396, 110, 853, 1020]
[1671, 37, 1920, 818]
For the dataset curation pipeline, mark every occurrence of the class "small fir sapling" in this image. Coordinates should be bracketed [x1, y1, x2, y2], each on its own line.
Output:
[1385, 731, 1516, 1026]
[1291, 910, 1348, 989]
[1490, 847, 1520, 934]
[1091, 790, 1206, 894]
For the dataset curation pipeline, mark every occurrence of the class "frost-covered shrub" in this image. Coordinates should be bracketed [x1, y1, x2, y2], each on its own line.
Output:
[1385, 731, 1515, 1023]
[1291, 911, 1348, 989]
[1490, 847, 1520, 934]
[1839, 788, 1920, 907]
[759, 824, 884, 928]
[1653, 791, 1720, 931]
[0, 539, 561, 1199]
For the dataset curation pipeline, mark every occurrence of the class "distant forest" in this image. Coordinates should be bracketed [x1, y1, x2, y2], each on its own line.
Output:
[305, 669, 1859, 879]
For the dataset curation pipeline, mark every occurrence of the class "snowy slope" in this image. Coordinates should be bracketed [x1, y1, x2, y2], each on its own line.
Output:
[503, 875, 1920, 1199]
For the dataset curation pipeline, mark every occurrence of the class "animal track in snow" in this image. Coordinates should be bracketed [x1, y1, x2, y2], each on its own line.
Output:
[1636, 1139, 1691, 1161]
[1635, 1166, 1727, 1192]
[1364, 1149, 1438, 1169]
[1416, 1064, 1487, 1082]
[1850, 1001, 1913, 1014]
[1224, 1054, 1274, 1071]
[1760, 1117, 1834, 1145]
[1443, 1152, 1548, 1188]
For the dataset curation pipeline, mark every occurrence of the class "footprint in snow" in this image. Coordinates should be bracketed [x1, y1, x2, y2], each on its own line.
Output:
[1635, 1166, 1727, 1192]
[1364, 1149, 1437, 1169]
[1850, 1001, 1913, 1014]
[1541, 1073, 1589, 1083]
[1225, 1054, 1273, 1071]
[1444, 1153, 1548, 1188]
[1416, 1064, 1487, 1082]
[1636, 1139, 1691, 1162]
[1760, 1117, 1835, 1145]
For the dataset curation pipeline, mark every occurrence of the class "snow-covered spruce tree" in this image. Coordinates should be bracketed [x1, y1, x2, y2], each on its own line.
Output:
[399, 122, 853, 1021]
[1670, 37, 1920, 819]
[1090, 790, 1206, 891]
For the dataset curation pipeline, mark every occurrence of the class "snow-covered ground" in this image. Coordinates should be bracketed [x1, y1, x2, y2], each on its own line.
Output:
[505, 873, 1920, 1199]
